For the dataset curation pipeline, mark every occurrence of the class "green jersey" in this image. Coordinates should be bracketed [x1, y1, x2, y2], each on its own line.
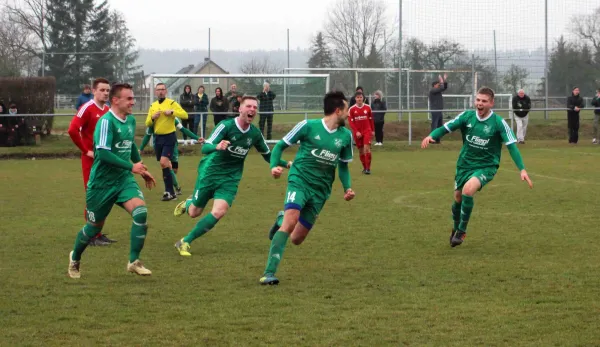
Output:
[283, 119, 353, 198]
[89, 111, 137, 188]
[198, 118, 270, 182]
[443, 110, 517, 169]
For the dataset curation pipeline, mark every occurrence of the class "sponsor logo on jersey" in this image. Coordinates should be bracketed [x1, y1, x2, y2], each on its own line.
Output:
[227, 145, 249, 156]
[364, 110, 367, 114]
[310, 148, 338, 162]
[465, 135, 489, 147]
[115, 139, 132, 151]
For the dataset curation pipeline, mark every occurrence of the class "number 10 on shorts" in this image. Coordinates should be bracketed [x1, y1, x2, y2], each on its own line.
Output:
[286, 191, 296, 203]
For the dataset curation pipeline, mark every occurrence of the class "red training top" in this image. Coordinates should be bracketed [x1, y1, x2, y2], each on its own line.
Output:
[68, 100, 110, 154]
[348, 103, 374, 133]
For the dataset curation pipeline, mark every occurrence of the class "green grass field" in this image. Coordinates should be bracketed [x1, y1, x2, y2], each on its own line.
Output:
[1, 141, 600, 346]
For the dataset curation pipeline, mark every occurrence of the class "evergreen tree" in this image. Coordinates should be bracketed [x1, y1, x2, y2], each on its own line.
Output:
[86, 0, 115, 81]
[307, 32, 333, 69]
[110, 10, 141, 83]
[45, 0, 76, 93]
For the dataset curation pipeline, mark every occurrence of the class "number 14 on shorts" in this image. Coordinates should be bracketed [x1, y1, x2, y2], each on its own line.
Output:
[286, 191, 296, 203]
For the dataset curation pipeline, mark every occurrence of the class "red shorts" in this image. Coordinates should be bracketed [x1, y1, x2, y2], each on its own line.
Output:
[81, 154, 93, 189]
[353, 130, 372, 148]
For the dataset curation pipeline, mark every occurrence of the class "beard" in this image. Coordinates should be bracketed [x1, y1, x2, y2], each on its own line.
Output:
[337, 118, 346, 127]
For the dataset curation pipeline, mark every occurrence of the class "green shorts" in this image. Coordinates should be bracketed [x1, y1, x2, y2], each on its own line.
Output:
[283, 181, 328, 230]
[454, 167, 497, 191]
[172, 144, 179, 163]
[86, 179, 145, 223]
[192, 177, 238, 208]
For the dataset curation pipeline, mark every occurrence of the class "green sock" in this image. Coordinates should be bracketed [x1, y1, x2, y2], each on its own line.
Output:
[264, 231, 290, 275]
[276, 213, 284, 228]
[458, 195, 474, 232]
[183, 213, 219, 244]
[129, 206, 148, 263]
[451, 201, 462, 231]
[171, 170, 179, 189]
[184, 199, 193, 213]
[72, 223, 103, 261]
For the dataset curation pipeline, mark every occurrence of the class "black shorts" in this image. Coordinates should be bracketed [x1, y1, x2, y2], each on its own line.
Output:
[154, 132, 177, 161]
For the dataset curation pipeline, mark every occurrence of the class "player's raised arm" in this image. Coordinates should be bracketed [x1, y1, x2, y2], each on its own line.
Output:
[94, 118, 134, 171]
[140, 127, 152, 152]
[422, 112, 466, 148]
[176, 117, 201, 142]
[255, 132, 288, 167]
[201, 122, 227, 154]
[339, 132, 354, 200]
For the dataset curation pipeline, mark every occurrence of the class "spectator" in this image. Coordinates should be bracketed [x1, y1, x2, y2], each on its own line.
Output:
[350, 86, 370, 107]
[592, 88, 600, 144]
[231, 94, 242, 116]
[210, 87, 229, 126]
[6, 104, 24, 146]
[567, 87, 585, 144]
[225, 84, 240, 117]
[512, 89, 532, 144]
[0, 100, 7, 114]
[257, 82, 276, 140]
[179, 84, 195, 144]
[75, 84, 93, 110]
[193, 85, 209, 137]
[371, 90, 387, 146]
[429, 73, 448, 144]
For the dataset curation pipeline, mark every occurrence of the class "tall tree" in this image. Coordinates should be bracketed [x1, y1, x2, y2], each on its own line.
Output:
[307, 32, 333, 69]
[0, 12, 39, 76]
[324, 0, 391, 68]
[570, 6, 600, 54]
[547, 36, 581, 96]
[111, 10, 141, 83]
[85, 0, 115, 81]
[502, 64, 529, 94]
[45, 0, 76, 92]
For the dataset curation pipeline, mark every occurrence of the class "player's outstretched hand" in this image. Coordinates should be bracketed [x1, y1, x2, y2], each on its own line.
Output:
[286, 161, 293, 169]
[520, 169, 533, 189]
[344, 189, 355, 201]
[271, 166, 284, 179]
[195, 138, 205, 145]
[216, 140, 230, 151]
[141, 171, 157, 190]
[132, 162, 147, 174]
[421, 136, 435, 149]
[86, 150, 94, 159]
[356, 132, 362, 139]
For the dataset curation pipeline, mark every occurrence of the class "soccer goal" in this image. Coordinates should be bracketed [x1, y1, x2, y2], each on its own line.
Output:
[149, 73, 330, 143]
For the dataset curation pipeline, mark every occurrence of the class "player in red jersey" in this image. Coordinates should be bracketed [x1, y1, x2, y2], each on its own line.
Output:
[68, 77, 115, 245]
[348, 92, 374, 174]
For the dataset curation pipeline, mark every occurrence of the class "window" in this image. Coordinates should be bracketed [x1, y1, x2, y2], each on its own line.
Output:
[202, 77, 219, 84]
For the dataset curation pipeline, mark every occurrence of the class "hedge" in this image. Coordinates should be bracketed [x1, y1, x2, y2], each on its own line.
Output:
[0, 77, 57, 135]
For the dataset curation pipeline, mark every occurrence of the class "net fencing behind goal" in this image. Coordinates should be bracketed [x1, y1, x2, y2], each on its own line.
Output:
[149, 74, 329, 143]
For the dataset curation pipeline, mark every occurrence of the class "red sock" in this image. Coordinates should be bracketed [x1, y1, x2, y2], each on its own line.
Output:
[366, 152, 372, 170]
[359, 153, 366, 169]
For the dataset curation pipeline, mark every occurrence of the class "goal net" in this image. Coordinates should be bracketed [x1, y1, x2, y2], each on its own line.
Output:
[149, 73, 330, 142]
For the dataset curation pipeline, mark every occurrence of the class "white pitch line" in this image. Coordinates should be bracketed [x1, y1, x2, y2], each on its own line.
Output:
[498, 168, 600, 186]
[534, 148, 600, 156]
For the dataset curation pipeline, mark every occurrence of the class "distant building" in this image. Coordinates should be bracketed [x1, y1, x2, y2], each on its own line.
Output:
[165, 58, 232, 97]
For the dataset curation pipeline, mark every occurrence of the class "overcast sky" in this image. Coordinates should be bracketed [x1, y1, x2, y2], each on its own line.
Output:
[108, 0, 596, 52]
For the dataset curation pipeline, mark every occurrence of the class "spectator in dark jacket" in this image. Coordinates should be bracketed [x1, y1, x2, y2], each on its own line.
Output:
[512, 89, 532, 144]
[371, 90, 387, 146]
[257, 82, 276, 139]
[193, 85, 210, 137]
[179, 85, 195, 143]
[592, 88, 600, 144]
[567, 87, 585, 144]
[210, 87, 229, 126]
[224, 84, 241, 117]
[349, 86, 370, 107]
[231, 94, 242, 117]
[429, 73, 448, 144]
[75, 85, 93, 110]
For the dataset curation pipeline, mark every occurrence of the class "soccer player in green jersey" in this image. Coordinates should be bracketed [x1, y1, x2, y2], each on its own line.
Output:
[140, 117, 204, 196]
[173, 96, 291, 256]
[259, 91, 356, 285]
[67, 83, 157, 279]
[421, 87, 533, 247]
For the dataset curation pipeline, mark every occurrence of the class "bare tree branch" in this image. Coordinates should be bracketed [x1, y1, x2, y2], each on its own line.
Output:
[570, 7, 600, 52]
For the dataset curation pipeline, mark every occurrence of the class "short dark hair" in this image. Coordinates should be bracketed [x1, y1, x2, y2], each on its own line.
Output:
[83, 84, 91, 90]
[354, 91, 364, 98]
[241, 95, 257, 104]
[477, 87, 495, 100]
[9, 103, 16, 108]
[323, 91, 347, 115]
[432, 81, 440, 87]
[155, 82, 166, 88]
[109, 83, 133, 102]
[355, 86, 363, 92]
[92, 78, 110, 89]
[198, 85, 205, 90]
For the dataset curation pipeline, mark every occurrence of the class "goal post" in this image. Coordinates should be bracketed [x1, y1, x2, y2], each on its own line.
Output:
[148, 73, 330, 143]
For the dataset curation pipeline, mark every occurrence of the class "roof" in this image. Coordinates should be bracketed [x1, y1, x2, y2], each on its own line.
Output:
[166, 59, 230, 94]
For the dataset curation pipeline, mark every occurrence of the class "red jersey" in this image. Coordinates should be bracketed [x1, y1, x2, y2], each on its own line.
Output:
[68, 100, 109, 154]
[348, 103, 374, 133]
